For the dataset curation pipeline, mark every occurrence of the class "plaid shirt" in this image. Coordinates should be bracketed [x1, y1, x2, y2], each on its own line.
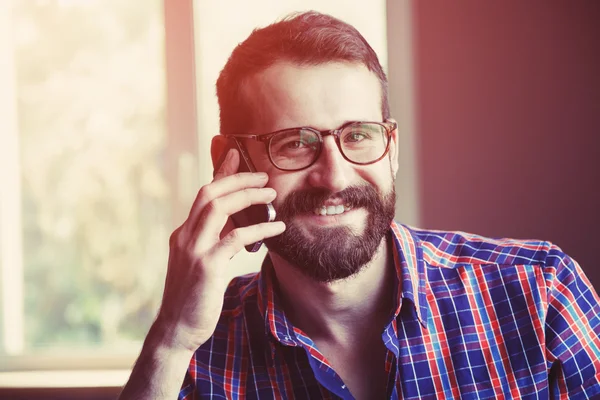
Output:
[179, 222, 600, 399]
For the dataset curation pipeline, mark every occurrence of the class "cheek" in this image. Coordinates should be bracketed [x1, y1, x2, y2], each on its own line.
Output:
[267, 172, 303, 207]
[246, 152, 293, 205]
[265, 162, 394, 204]
[361, 163, 395, 192]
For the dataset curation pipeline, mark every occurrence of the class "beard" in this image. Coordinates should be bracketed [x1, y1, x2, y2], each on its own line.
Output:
[263, 183, 396, 283]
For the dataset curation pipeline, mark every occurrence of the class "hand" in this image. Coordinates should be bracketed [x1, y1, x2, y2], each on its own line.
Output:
[151, 149, 285, 353]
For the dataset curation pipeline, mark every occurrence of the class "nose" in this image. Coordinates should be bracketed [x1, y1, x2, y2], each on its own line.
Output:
[306, 136, 351, 192]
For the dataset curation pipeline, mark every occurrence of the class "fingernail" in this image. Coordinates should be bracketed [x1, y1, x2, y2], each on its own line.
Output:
[275, 221, 286, 230]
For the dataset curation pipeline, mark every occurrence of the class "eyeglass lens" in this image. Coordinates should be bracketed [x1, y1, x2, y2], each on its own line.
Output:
[269, 123, 389, 170]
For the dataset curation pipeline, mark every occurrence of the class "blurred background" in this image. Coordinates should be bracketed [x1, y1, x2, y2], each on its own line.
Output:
[0, 0, 598, 397]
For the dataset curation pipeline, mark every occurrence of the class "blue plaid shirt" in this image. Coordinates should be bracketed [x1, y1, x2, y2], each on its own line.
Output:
[179, 222, 600, 399]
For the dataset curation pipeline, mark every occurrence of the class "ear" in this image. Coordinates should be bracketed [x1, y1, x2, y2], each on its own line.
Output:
[387, 119, 400, 179]
[210, 135, 229, 170]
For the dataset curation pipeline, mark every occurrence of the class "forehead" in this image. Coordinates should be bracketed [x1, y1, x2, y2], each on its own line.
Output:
[242, 61, 382, 132]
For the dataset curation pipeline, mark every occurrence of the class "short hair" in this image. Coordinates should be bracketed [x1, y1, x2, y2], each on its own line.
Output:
[216, 11, 389, 134]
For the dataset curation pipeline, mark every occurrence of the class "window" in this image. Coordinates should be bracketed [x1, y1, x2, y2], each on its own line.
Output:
[0, 0, 176, 369]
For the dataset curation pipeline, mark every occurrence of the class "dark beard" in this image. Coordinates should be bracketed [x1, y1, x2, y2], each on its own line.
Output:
[263, 184, 396, 283]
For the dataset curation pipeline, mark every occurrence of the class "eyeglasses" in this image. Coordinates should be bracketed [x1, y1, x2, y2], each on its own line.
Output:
[221, 120, 397, 171]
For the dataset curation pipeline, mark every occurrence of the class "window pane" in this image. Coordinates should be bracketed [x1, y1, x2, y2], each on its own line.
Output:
[9, 0, 170, 353]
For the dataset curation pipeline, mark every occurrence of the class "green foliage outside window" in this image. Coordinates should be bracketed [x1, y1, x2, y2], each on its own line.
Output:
[13, 0, 170, 351]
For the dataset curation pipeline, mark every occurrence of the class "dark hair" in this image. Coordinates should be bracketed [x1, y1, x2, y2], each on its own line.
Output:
[216, 11, 389, 134]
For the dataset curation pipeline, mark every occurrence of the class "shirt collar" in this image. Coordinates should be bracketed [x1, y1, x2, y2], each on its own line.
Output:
[389, 221, 429, 328]
[256, 221, 430, 344]
[257, 256, 300, 345]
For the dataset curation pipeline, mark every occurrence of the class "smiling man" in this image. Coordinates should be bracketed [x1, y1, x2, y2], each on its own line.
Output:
[120, 11, 600, 400]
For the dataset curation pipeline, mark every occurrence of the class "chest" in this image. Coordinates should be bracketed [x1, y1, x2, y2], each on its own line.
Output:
[316, 340, 390, 400]
[191, 326, 549, 399]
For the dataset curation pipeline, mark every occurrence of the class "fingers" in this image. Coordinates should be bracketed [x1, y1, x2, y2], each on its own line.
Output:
[210, 221, 286, 260]
[193, 187, 277, 253]
[176, 145, 283, 260]
[205, 172, 270, 205]
[183, 149, 268, 236]
[184, 173, 268, 233]
[185, 149, 240, 228]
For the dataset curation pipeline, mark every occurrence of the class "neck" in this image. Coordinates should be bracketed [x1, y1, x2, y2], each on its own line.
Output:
[269, 236, 395, 344]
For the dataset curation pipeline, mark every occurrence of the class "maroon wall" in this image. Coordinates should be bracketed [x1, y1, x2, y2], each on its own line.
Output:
[413, 1, 600, 289]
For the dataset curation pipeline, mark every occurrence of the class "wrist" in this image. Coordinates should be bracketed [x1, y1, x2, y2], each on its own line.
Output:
[119, 321, 194, 400]
[145, 318, 199, 357]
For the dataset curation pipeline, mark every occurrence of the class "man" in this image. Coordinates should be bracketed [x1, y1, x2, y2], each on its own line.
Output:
[120, 11, 600, 399]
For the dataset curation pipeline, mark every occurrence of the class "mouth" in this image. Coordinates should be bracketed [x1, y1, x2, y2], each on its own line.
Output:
[313, 204, 353, 216]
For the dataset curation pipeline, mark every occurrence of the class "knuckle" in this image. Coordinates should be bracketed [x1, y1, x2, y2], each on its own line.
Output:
[234, 173, 255, 187]
[227, 228, 242, 242]
[198, 185, 213, 201]
[204, 198, 222, 215]
[241, 187, 255, 197]
[223, 228, 244, 248]
[191, 251, 208, 267]
[222, 236, 244, 255]
[232, 173, 245, 182]
[240, 188, 255, 204]
[169, 226, 183, 247]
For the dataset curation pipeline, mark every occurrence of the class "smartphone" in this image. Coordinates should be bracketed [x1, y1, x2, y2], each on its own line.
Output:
[214, 138, 276, 252]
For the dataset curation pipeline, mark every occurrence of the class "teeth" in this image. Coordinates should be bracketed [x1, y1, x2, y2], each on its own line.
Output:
[313, 204, 353, 216]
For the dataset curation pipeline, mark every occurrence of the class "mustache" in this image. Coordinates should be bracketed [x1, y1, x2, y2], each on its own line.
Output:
[276, 185, 382, 219]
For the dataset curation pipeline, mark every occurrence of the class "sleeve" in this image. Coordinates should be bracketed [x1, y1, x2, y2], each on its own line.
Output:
[544, 247, 600, 399]
[178, 368, 197, 400]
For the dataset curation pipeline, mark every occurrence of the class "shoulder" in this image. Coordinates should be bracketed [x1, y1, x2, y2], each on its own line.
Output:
[407, 225, 566, 269]
[404, 225, 591, 298]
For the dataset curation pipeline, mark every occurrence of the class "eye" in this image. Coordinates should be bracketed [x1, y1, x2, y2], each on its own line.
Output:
[345, 132, 368, 142]
[285, 140, 308, 149]
[343, 130, 373, 143]
[271, 131, 319, 154]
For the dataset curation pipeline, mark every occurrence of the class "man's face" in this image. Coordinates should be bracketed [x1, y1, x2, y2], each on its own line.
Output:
[241, 61, 399, 282]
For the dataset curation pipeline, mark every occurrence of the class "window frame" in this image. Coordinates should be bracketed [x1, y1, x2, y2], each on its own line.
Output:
[0, 0, 199, 374]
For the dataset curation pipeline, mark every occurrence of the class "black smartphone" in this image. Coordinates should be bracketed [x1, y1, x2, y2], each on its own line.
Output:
[214, 138, 276, 252]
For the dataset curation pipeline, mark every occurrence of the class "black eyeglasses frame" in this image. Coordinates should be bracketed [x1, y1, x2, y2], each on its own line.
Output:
[220, 119, 397, 172]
